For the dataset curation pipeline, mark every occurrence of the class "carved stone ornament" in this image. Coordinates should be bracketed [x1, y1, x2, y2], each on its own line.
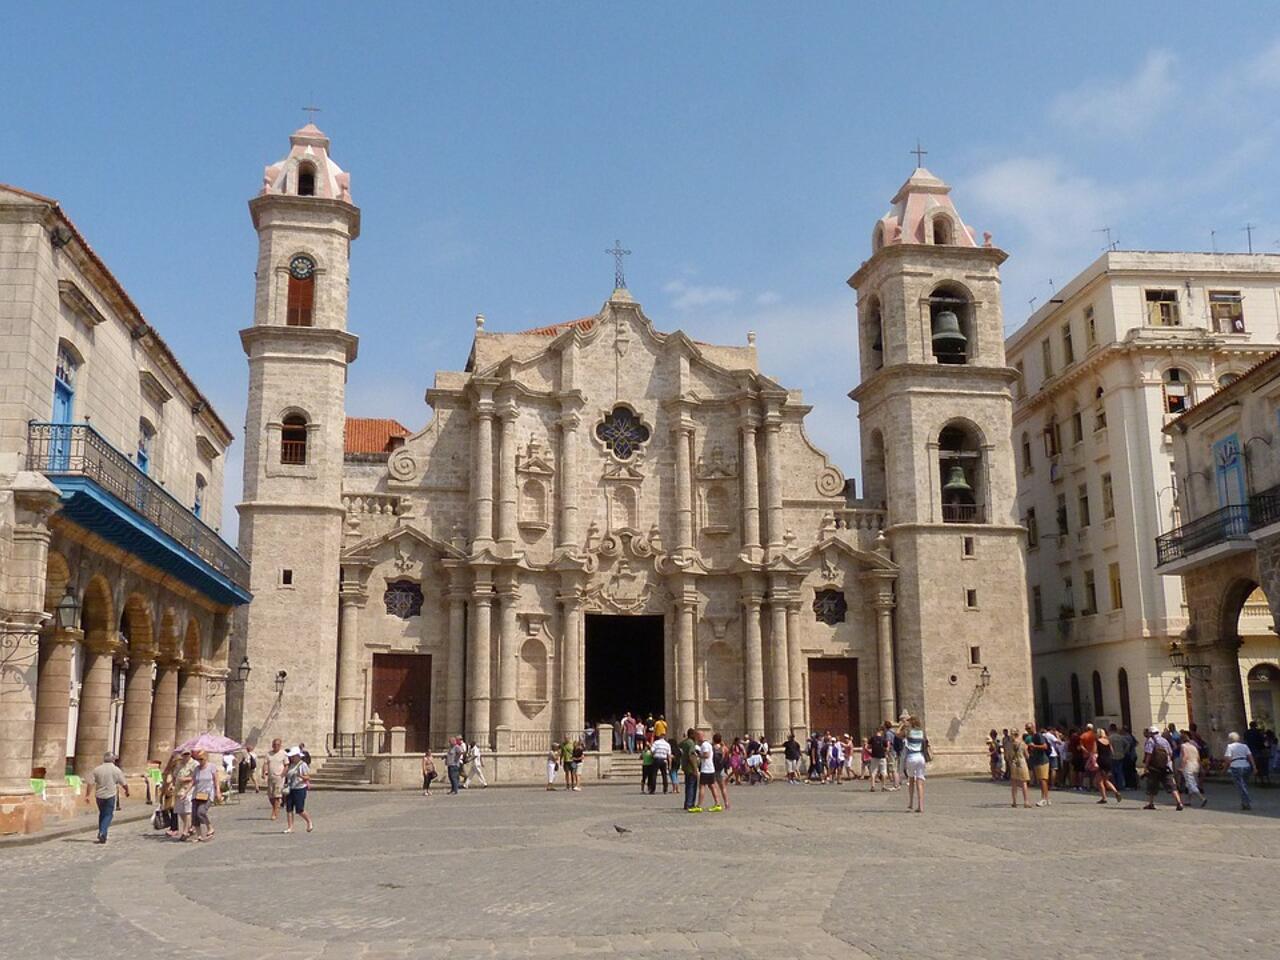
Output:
[516, 438, 555, 476]
[393, 541, 418, 574]
[819, 551, 839, 584]
[816, 465, 845, 497]
[813, 588, 847, 625]
[388, 447, 418, 482]
[696, 445, 738, 479]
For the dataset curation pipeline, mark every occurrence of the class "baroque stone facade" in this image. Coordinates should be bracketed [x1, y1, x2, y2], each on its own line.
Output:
[232, 131, 1033, 772]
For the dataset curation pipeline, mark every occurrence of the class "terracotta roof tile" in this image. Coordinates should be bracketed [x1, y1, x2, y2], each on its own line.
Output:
[344, 417, 411, 454]
[522, 316, 598, 336]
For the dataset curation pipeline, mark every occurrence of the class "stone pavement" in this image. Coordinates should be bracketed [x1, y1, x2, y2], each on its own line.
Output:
[4, 776, 1278, 959]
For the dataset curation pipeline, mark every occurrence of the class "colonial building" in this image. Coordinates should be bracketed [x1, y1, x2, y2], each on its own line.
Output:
[0, 184, 251, 835]
[1160, 350, 1280, 745]
[1006, 253, 1280, 735]
[230, 128, 1032, 774]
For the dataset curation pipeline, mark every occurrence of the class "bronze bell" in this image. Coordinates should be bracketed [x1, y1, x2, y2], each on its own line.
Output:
[871, 328, 883, 352]
[942, 464, 972, 494]
[931, 309, 966, 349]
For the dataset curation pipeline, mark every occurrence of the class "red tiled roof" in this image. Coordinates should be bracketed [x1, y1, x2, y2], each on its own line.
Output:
[0, 183, 234, 443]
[522, 316, 598, 336]
[344, 417, 411, 454]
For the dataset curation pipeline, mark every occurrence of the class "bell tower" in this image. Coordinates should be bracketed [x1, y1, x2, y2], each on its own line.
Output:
[230, 123, 359, 751]
[849, 166, 1033, 766]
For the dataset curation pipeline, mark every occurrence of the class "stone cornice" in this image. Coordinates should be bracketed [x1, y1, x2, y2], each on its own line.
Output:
[848, 242, 1008, 290]
[239, 324, 359, 364]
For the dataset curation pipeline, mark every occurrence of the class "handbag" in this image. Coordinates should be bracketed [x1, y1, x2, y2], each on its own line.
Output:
[194, 791, 210, 802]
[922, 739, 933, 763]
[151, 807, 166, 830]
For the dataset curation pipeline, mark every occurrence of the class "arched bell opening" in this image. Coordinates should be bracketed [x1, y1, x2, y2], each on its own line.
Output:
[928, 283, 973, 365]
[938, 422, 986, 524]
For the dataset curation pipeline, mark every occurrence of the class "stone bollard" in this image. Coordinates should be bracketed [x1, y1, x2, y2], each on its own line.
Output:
[595, 723, 613, 780]
[365, 715, 386, 755]
[388, 725, 406, 755]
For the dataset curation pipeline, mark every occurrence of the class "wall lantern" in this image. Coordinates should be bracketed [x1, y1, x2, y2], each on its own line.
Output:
[275, 669, 288, 694]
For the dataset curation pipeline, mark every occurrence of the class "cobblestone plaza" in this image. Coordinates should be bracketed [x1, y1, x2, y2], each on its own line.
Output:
[4, 779, 1276, 959]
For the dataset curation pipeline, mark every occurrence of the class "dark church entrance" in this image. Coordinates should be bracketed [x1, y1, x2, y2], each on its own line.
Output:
[584, 614, 665, 733]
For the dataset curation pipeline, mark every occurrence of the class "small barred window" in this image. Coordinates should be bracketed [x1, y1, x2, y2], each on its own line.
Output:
[384, 580, 424, 620]
[813, 589, 847, 625]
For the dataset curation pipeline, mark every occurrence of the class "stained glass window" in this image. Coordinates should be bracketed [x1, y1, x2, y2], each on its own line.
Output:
[813, 589, 847, 625]
[595, 406, 650, 460]
[384, 580, 424, 619]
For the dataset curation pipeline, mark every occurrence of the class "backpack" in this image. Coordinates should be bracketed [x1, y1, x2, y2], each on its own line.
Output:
[1148, 742, 1170, 771]
[712, 744, 725, 773]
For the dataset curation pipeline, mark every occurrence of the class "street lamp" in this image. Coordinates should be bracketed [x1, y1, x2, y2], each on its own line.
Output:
[274, 669, 288, 694]
[234, 656, 252, 684]
[1167, 641, 1189, 671]
[979, 665, 992, 688]
[54, 587, 80, 631]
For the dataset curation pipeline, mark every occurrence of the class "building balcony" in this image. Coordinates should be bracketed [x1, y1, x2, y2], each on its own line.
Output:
[1155, 502, 1254, 575]
[27, 422, 251, 606]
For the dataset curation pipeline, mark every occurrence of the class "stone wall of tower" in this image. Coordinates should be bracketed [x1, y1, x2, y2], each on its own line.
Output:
[231, 129, 359, 753]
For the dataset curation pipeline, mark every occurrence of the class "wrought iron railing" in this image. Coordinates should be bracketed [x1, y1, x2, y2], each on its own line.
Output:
[941, 502, 985, 524]
[27, 422, 250, 589]
[325, 732, 360, 757]
[1155, 503, 1251, 566]
[1249, 483, 1280, 530]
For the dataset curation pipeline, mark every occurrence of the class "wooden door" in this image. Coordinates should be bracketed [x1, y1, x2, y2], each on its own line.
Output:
[371, 653, 432, 752]
[808, 658, 858, 736]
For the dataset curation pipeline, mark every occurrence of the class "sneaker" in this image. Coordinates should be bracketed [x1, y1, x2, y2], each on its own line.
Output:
[1096, 798, 1108, 804]
[1200, 796, 1208, 808]
[1175, 804, 1184, 811]
[283, 827, 293, 833]
[709, 805, 723, 812]
[1143, 803, 1156, 810]
[1035, 799, 1047, 807]
[687, 806, 703, 813]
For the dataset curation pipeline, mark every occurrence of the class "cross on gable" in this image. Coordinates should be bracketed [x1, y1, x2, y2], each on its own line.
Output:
[910, 140, 928, 168]
[605, 240, 631, 289]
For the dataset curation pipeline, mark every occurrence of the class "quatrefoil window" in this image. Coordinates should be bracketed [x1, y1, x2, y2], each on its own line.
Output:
[384, 580, 424, 620]
[595, 405, 651, 461]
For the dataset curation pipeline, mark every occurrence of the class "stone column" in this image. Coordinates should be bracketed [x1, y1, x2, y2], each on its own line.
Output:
[875, 593, 897, 724]
[786, 599, 806, 734]
[496, 400, 519, 555]
[558, 582, 583, 740]
[494, 570, 520, 736]
[444, 569, 468, 738]
[675, 585, 697, 733]
[118, 652, 155, 772]
[466, 571, 493, 746]
[0, 478, 59, 800]
[148, 659, 179, 760]
[557, 407, 582, 550]
[472, 386, 496, 550]
[32, 628, 80, 775]
[762, 401, 785, 551]
[741, 589, 765, 736]
[175, 664, 202, 746]
[74, 631, 122, 773]
[336, 584, 366, 738]
[674, 421, 695, 554]
[739, 407, 762, 557]
[766, 580, 790, 741]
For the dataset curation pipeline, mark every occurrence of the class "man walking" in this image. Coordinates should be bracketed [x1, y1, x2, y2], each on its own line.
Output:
[1142, 725, 1184, 811]
[91, 751, 129, 844]
[468, 740, 489, 788]
[446, 737, 465, 795]
[678, 728, 699, 810]
[265, 738, 288, 821]
[1026, 723, 1052, 806]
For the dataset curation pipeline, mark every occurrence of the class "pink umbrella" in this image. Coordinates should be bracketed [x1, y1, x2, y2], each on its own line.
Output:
[175, 733, 242, 754]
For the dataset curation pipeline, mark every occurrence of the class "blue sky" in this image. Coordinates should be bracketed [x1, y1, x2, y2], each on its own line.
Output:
[4, 4, 1280, 542]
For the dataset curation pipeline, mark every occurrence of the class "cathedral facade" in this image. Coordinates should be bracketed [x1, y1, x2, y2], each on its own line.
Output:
[229, 126, 1033, 772]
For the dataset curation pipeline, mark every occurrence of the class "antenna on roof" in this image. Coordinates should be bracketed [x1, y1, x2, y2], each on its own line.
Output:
[1093, 227, 1118, 252]
[1243, 223, 1256, 254]
[1028, 296, 1038, 311]
[1047, 278, 1055, 293]
[1211, 229, 1218, 254]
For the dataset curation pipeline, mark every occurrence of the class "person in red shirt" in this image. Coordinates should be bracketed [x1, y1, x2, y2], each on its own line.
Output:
[1079, 724, 1098, 790]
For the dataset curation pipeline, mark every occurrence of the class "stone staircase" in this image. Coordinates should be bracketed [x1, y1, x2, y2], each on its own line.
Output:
[307, 757, 371, 788]
[605, 753, 645, 784]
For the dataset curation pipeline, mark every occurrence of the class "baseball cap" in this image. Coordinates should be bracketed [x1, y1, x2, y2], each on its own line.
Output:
[286, 747, 301, 758]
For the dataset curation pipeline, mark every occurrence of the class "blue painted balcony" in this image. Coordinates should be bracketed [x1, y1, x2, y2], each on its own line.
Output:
[27, 422, 251, 606]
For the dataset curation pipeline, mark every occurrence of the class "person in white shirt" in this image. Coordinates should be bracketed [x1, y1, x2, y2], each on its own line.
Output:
[468, 741, 488, 788]
[650, 736, 672, 794]
[1223, 731, 1257, 810]
[692, 730, 727, 813]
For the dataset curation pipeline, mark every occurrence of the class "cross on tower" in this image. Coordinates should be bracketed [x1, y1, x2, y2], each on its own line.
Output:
[302, 103, 322, 123]
[910, 140, 928, 168]
[606, 240, 631, 290]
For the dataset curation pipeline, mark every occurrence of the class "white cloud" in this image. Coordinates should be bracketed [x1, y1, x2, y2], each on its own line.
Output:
[663, 278, 741, 310]
[1051, 49, 1177, 135]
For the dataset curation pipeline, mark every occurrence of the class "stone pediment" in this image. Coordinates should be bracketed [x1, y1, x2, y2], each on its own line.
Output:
[342, 524, 466, 567]
[797, 536, 898, 576]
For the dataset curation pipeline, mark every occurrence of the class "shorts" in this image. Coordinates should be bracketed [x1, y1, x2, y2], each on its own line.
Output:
[1031, 763, 1050, 782]
[1146, 770, 1177, 795]
[786, 759, 800, 774]
[268, 775, 285, 800]
[175, 794, 192, 816]
[699, 772, 716, 786]
[904, 753, 927, 780]
[871, 757, 887, 776]
[285, 788, 307, 814]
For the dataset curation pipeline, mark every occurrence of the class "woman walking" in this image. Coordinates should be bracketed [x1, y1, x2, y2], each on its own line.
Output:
[283, 747, 313, 833]
[190, 750, 220, 842]
[1094, 727, 1122, 804]
[902, 717, 928, 813]
[711, 733, 731, 811]
[546, 742, 560, 791]
[1006, 730, 1031, 808]
[421, 750, 438, 796]
[569, 740, 585, 791]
